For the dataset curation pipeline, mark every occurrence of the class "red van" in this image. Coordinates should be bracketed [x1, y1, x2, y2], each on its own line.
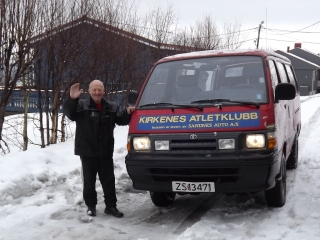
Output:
[126, 49, 301, 208]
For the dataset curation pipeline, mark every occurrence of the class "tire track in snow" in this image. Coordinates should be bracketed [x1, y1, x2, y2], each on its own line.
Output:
[173, 193, 224, 235]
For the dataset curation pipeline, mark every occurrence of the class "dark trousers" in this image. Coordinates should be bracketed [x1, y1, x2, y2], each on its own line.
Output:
[80, 156, 117, 208]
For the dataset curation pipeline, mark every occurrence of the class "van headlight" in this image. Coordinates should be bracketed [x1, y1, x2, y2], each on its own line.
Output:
[133, 137, 151, 151]
[246, 134, 265, 149]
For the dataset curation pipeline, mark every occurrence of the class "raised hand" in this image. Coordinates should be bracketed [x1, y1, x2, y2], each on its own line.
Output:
[70, 83, 83, 99]
[126, 106, 135, 115]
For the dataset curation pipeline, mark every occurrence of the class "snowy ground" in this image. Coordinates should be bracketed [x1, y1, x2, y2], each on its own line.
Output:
[1, 94, 320, 240]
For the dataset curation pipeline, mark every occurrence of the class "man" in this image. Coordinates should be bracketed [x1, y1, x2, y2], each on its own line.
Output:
[198, 71, 209, 91]
[63, 80, 134, 218]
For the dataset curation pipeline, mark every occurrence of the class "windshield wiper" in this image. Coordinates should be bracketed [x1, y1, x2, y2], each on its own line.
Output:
[191, 98, 260, 109]
[139, 102, 203, 111]
[139, 102, 173, 108]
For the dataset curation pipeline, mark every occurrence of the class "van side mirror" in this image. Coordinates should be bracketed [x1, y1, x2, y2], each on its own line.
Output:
[128, 90, 138, 106]
[275, 83, 296, 101]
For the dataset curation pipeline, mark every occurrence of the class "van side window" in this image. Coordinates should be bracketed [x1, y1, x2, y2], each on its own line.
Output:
[285, 64, 298, 90]
[276, 62, 289, 83]
[268, 60, 279, 95]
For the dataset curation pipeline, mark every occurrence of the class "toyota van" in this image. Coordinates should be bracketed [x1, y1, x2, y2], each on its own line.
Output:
[125, 49, 301, 208]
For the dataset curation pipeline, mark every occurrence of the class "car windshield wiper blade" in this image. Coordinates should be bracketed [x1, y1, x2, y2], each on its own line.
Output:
[175, 104, 203, 111]
[139, 102, 203, 111]
[191, 99, 260, 109]
[139, 102, 173, 108]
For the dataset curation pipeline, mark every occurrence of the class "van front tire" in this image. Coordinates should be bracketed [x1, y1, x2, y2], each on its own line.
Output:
[286, 138, 298, 169]
[265, 155, 287, 207]
[150, 192, 176, 207]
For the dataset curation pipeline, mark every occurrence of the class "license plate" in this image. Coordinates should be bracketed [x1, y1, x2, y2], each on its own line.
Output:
[172, 181, 215, 192]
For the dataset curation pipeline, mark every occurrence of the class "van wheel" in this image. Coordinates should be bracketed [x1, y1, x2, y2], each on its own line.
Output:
[150, 192, 176, 207]
[286, 138, 298, 169]
[265, 154, 287, 207]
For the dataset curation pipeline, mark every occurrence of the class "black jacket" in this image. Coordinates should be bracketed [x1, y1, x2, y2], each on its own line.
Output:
[63, 95, 131, 157]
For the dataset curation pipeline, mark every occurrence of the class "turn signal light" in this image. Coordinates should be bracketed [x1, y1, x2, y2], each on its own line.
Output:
[267, 138, 277, 149]
[127, 136, 131, 151]
[267, 132, 277, 149]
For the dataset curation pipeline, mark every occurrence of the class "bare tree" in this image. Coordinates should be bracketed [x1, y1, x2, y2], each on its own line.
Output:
[142, 2, 177, 62]
[0, 0, 41, 152]
[31, 0, 144, 144]
[85, 0, 149, 104]
[193, 15, 220, 50]
[1, 0, 152, 151]
[30, 0, 108, 145]
[219, 20, 244, 49]
[22, 60, 31, 151]
[172, 15, 245, 51]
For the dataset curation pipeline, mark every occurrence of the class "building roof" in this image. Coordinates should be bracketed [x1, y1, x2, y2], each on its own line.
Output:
[30, 15, 195, 52]
[289, 47, 320, 66]
[276, 50, 320, 70]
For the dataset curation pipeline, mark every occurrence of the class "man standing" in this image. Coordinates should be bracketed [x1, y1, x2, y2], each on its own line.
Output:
[63, 80, 134, 218]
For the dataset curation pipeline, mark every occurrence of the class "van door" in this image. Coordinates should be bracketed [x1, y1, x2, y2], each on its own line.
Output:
[285, 64, 301, 137]
[269, 60, 285, 153]
[275, 61, 295, 154]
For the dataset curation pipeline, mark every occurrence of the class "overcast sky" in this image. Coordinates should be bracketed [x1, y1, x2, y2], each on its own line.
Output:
[132, 0, 320, 54]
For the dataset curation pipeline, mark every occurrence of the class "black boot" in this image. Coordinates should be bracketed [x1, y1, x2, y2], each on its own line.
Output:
[104, 207, 123, 218]
[87, 206, 96, 217]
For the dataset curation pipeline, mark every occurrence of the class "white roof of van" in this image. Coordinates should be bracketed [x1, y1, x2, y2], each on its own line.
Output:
[160, 48, 289, 62]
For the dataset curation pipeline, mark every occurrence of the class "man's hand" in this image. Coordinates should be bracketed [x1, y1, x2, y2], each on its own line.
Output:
[126, 106, 135, 115]
[70, 83, 83, 99]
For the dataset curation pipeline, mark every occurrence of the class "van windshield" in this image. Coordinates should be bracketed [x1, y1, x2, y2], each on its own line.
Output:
[138, 56, 267, 108]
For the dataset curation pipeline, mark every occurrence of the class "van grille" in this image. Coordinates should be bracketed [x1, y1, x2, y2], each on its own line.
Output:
[170, 139, 217, 153]
[149, 167, 240, 183]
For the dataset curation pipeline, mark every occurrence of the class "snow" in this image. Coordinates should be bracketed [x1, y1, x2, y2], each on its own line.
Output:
[1, 94, 320, 240]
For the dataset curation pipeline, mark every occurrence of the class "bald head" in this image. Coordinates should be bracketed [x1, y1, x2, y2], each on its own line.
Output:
[89, 80, 104, 90]
[88, 80, 105, 104]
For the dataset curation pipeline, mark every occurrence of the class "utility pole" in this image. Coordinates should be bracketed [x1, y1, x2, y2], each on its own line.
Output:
[256, 21, 264, 49]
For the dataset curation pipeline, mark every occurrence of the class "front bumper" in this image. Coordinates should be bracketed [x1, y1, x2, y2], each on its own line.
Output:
[125, 151, 279, 193]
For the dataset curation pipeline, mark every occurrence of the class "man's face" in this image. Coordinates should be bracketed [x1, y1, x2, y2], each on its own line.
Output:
[89, 81, 105, 104]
